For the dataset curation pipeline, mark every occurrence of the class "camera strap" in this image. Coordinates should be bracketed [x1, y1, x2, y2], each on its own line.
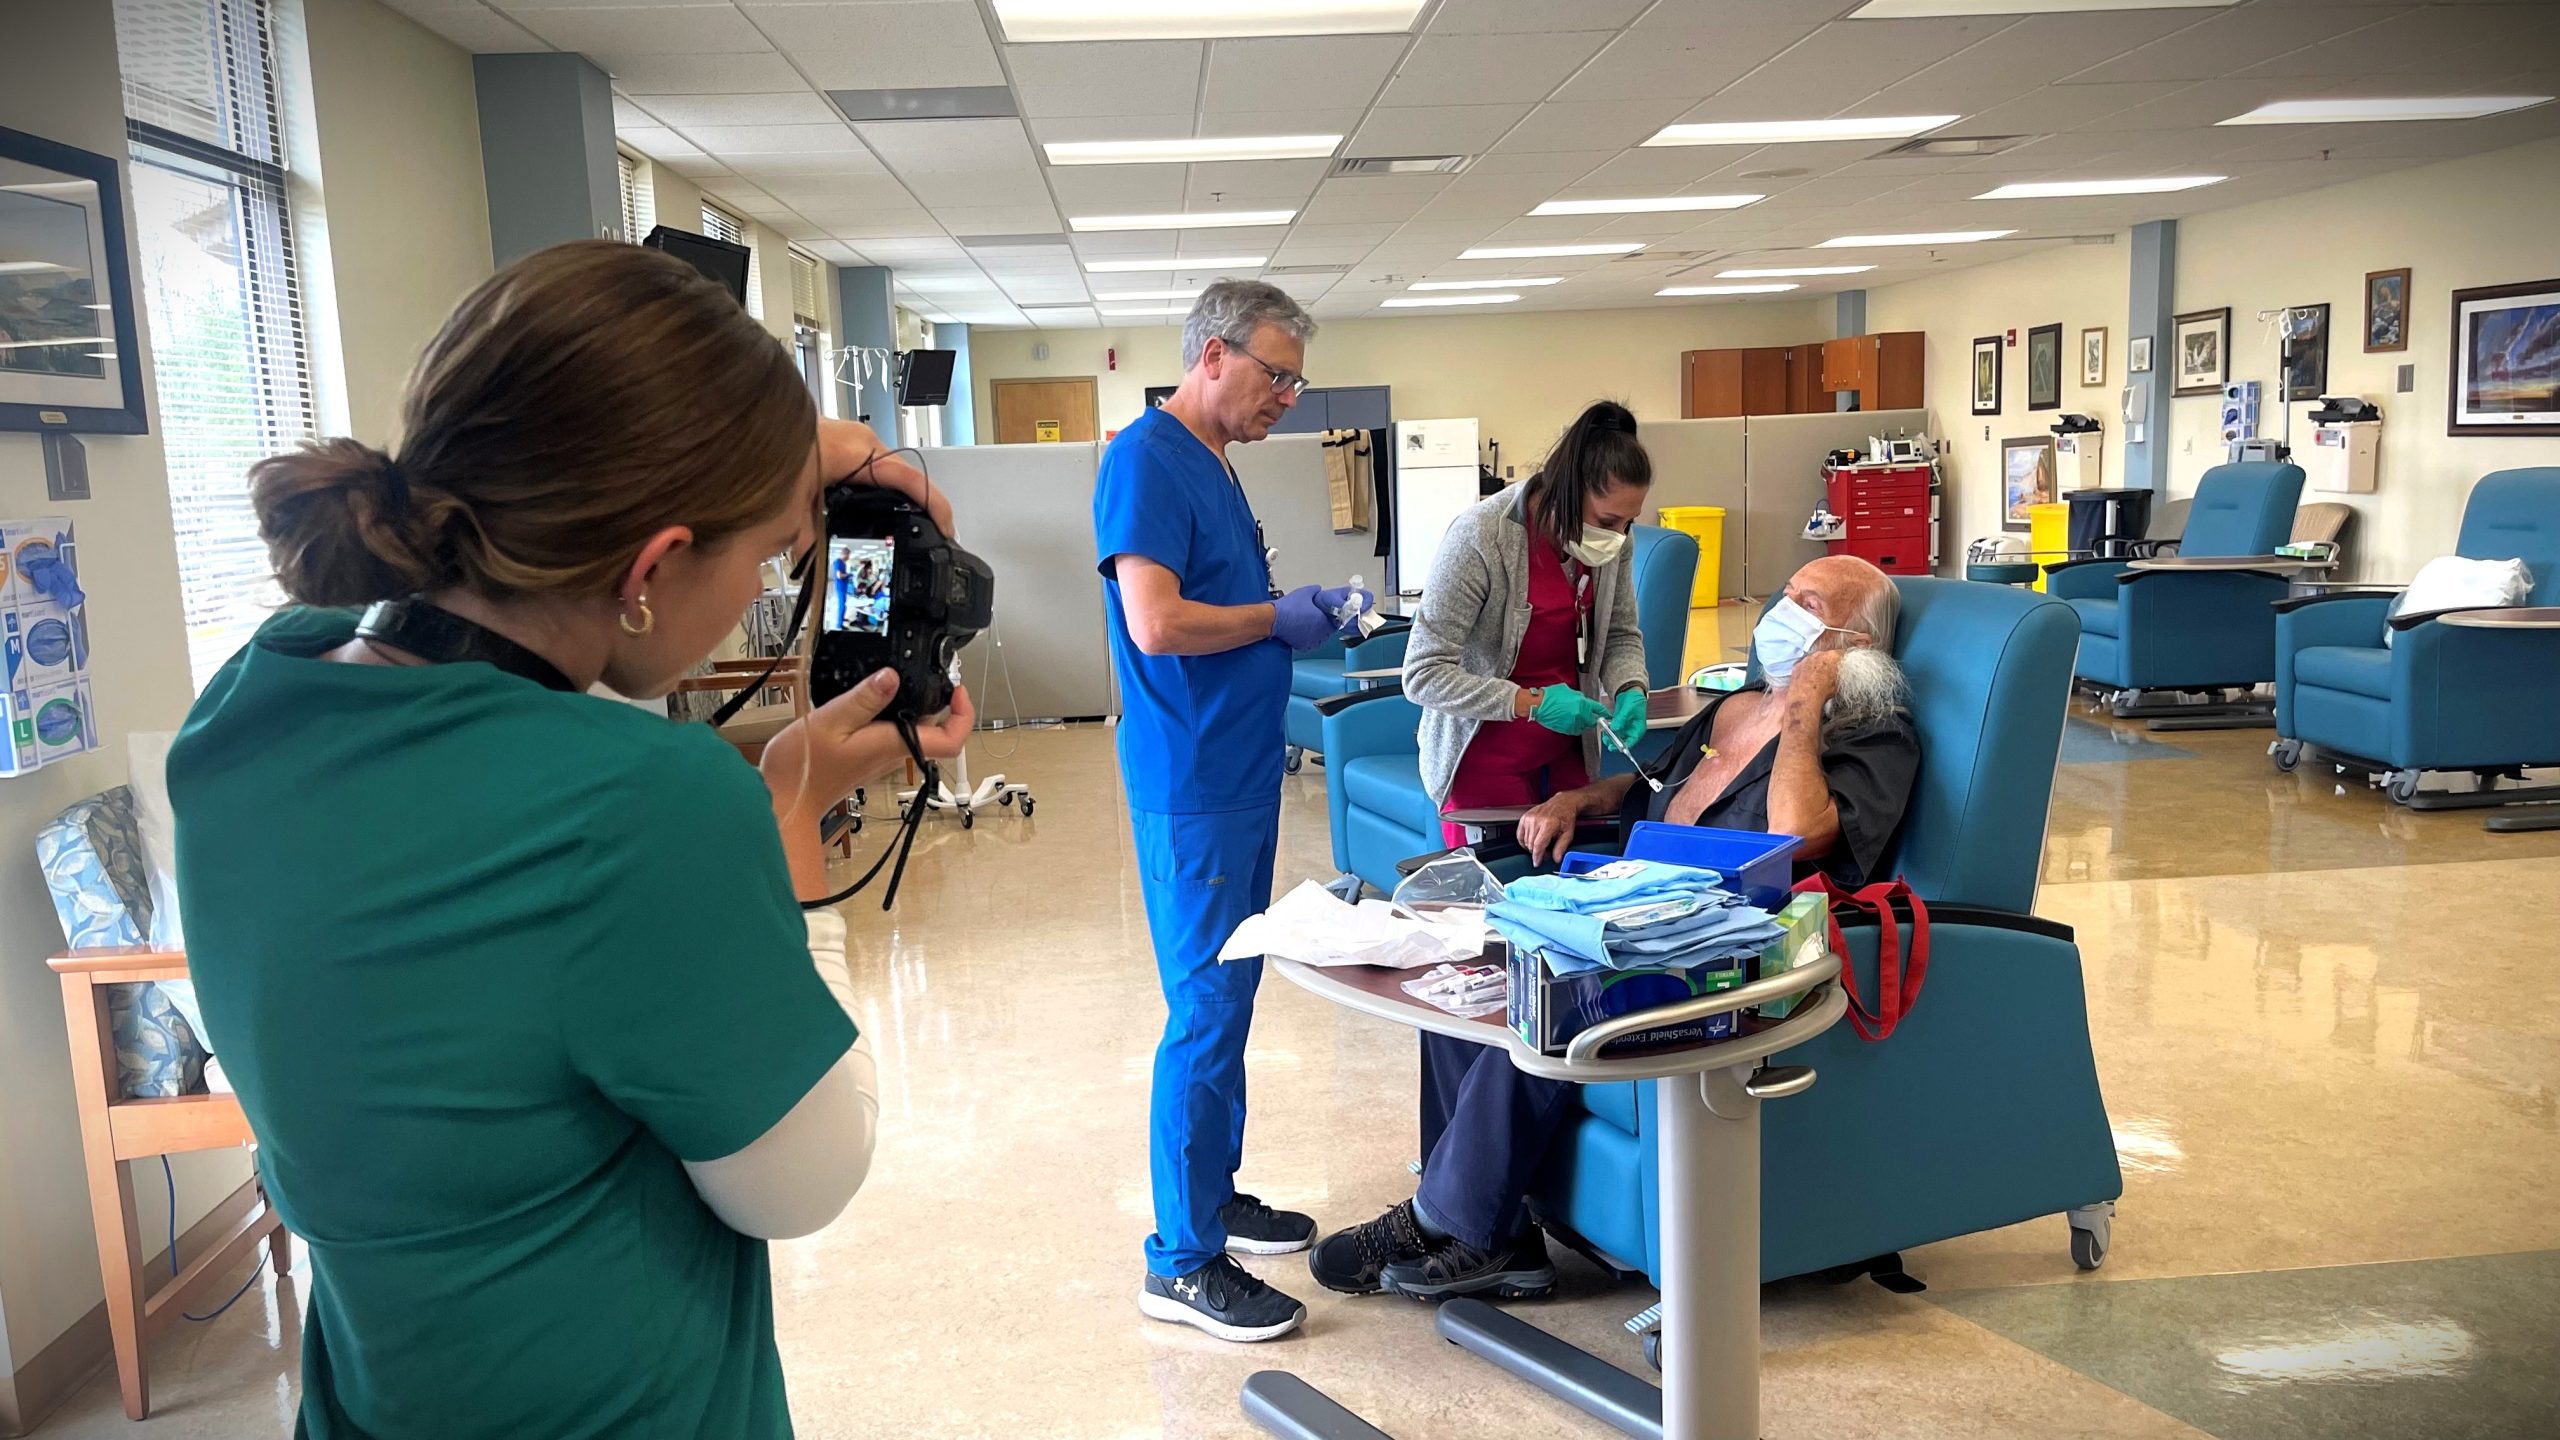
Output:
[355, 598, 578, 694]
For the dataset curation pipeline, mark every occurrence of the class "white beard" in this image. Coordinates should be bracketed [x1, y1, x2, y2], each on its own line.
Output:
[1823, 647, 1909, 733]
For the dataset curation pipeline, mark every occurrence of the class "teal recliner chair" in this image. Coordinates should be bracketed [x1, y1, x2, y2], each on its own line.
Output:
[2045, 461, 2304, 727]
[1526, 578, 2123, 1301]
[1284, 621, 1410, 774]
[2272, 467, 2560, 823]
[1315, 522, 1698, 887]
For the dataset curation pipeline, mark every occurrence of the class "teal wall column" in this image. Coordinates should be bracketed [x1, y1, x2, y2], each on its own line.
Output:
[1835, 289, 1867, 411]
[933, 322, 975, 445]
[472, 52, 619, 265]
[2123, 219, 2176, 489]
[834, 266, 897, 427]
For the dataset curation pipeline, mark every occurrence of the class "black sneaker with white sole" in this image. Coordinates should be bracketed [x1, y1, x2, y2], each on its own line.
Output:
[1379, 1227, 1555, 1301]
[1139, 1255, 1307, 1343]
[1220, 1192, 1316, 1255]
[1307, 1199, 1433, 1295]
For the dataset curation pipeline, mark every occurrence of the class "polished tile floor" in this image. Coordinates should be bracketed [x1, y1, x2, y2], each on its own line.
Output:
[40, 611, 2560, 1438]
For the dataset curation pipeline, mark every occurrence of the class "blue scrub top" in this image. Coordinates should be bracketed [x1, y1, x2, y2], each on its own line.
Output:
[1093, 405, 1290, 815]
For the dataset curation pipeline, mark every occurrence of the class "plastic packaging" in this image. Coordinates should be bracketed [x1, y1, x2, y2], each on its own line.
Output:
[1391, 849, 1507, 918]
[1401, 962, 1509, 1019]
[1336, 573, 1385, 637]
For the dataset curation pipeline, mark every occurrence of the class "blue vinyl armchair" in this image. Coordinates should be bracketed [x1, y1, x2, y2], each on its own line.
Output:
[2272, 467, 2560, 819]
[1530, 578, 2123, 1297]
[2045, 462, 2304, 725]
[1315, 522, 1698, 888]
[1284, 621, 1410, 774]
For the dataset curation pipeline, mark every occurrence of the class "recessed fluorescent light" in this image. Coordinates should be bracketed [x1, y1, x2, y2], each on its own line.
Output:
[1976, 176, 2223, 199]
[994, 0, 1427, 44]
[1410, 277, 1561, 290]
[0, 261, 71, 274]
[1093, 288, 1203, 301]
[1082, 255, 1266, 273]
[2218, 96, 2553, 126]
[1716, 265, 1874, 278]
[1045, 135, 1341, 166]
[1381, 293, 1521, 308]
[1458, 242, 1645, 260]
[1817, 229, 2014, 247]
[1643, 116, 1957, 147]
[1530, 194, 1762, 216]
[1069, 210, 1295, 232]
[1101, 305, 1195, 316]
[1657, 284, 1798, 296]
[1849, 0, 2235, 17]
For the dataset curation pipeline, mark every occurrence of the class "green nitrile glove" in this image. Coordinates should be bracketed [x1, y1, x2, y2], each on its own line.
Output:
[1530, 686, 1607, 736]
[1608, 687, 1648, 748]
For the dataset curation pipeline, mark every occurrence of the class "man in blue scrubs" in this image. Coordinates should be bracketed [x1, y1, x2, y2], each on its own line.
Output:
[1094, 280, 1364, 1342]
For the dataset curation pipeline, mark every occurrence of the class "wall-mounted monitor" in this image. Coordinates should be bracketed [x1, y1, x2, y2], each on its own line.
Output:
[896, 349, 957, 407]
[641, 224, 748, 306]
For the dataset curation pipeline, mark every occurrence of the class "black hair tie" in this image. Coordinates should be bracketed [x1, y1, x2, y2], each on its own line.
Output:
[375, 453, 412, 513]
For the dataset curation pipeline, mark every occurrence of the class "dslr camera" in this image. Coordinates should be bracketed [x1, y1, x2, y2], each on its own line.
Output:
[809, 485, 993, 718]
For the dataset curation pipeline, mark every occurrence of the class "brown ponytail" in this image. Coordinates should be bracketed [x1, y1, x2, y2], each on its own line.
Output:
[251, 240, 816, 608]
[1526, 400, 1651, 558]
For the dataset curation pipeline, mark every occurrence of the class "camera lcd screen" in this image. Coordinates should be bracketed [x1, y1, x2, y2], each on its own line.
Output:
[824, 538, 895, 635]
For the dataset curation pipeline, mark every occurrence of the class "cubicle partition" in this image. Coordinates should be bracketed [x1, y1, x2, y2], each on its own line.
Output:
[918, 442, 1117, 721]
[1739, 408, 1931, 598]
[1231, 432, 1381, 595]
[1640, 418, 1748, 601]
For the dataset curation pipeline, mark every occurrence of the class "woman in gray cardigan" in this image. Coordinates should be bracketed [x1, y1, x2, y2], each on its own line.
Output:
[1401, 401, 1655, 844]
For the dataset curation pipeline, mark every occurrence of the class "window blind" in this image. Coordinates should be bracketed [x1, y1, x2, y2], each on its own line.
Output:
[699, 201, 763, 319]
[115, 0, 318, 689]
[618, 151, 640, 242]
[789, 248, 822, 326]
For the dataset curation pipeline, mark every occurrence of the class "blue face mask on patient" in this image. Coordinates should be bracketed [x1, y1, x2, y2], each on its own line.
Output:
[1752, 595, 1857, 685]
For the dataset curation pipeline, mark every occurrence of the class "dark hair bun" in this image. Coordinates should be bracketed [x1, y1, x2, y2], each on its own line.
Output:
[251, 437, 442, 607]
[1584, 400, 1637, 437]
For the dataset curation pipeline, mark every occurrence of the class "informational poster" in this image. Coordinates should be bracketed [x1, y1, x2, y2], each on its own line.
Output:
[1, 517, 97, 777]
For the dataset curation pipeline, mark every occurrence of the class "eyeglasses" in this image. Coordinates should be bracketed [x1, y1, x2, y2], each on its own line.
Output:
[1226, 340, 1309, 400]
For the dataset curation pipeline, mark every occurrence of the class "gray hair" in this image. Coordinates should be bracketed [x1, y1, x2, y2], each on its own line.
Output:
[1826, 647, 1910, 736]
[1853, 578, 1901, 650]
[1182, 279, 1316, 370]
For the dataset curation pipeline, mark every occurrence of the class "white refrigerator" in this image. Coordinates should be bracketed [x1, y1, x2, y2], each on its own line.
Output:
[1391, 417, 1480, 596]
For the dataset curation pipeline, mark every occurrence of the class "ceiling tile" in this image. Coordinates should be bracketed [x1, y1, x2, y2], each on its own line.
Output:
[1703, 16, 2018, 112]
[699, 178, 781, 210]
[602, 52, 808, 95]
[725, 148, 891, 176]
[617, 126, 705, 162]
[659, 153, 734, 178]
[681, 123, 868, 154]
[1201, 35, 1404, 113]
[739, 1, 1004, 89]
[1281, 222, 1400, 245]
[2066, 5, 2402, 86]
[1349, 105, 1533, 156]
[1427, 0, 1649, 35]
[1007, 41, 1204, 118]
[1552, 24, 1814, 104]
[1466, 148, 1611, 176]
[1197, 109, 1372, 141]
[931, 203, 1068, 234]
[1866, 11, 2203, 120]
[613, 98, 659, 128]
[761, 174, 916, 208]
[1183, 158, 1332, 201]
[1493, 99, 1691, 155]
[1049, 166, 1189, 211]
[1029, 115, 1194, 144]
[510, 6, 768, 62]
[1379, 33, 1615, 107]
[630, 92, 841, 127]
[855, 117, 1041, 174]
[1948, 81, 2197, 136]
[400, 4, 549, 52]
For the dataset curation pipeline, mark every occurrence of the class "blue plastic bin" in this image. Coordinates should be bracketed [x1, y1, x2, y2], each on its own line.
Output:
[1556, 825, 1800, 909]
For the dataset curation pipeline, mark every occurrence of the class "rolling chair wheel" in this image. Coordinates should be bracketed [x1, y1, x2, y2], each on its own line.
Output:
[2270, 739, 2302, 773]
[1020, 797, 1035, 818]
[961, 809, 975, 829]
[1283, 745, 1304, 775]
[1641, 1327, 1659, 1372]
[2071, 1227, 2107, 1271]
[2386, 771, 2422, 805]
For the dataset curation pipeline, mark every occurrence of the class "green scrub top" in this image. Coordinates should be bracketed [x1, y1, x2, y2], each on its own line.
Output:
[168, 609, 855, 1439]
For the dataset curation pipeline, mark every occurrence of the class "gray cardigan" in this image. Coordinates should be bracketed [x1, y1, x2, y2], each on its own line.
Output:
[1401, 484, 1650, 806]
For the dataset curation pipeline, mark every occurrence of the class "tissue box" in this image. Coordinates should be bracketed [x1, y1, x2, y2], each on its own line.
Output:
[1752, 893, 1829, 1020]
[1507, 946, 1747, 1058]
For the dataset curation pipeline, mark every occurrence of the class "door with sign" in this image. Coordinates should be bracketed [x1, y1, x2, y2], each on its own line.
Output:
[991, 377, 1098, 445]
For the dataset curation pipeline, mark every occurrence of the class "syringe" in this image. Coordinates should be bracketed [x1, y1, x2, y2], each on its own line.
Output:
[1600, 716, 1662, 793]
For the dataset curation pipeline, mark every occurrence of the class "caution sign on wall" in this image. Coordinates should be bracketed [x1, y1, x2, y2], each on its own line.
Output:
[1035, 420, 1062, 443]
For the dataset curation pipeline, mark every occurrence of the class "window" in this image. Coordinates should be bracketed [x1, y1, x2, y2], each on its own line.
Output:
[617, 151, 640, 242]
[114, 0, 317, 688]
[698, 200, 762, 319]
[788, 248, 830, 413]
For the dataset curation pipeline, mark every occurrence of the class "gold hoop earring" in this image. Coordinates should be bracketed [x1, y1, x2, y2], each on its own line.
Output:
[620, 596, 654, 637]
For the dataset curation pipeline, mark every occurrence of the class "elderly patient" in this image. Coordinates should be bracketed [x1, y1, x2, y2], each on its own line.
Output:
[1310, 555, 1922, 1300]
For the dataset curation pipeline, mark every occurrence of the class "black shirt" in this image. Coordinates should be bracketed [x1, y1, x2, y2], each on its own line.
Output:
[1617, 682, 1921, 889]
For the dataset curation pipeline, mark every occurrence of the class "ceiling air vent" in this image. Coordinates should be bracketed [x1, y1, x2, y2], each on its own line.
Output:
[1330, 155, 1472, 177]
[1266, 264, 1350, 276]
[827, 87, 1019, 122]
[1880, 134, 2033, 158]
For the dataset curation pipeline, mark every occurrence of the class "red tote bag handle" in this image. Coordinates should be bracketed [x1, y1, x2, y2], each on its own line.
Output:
[1790, 874, 1930, 1042]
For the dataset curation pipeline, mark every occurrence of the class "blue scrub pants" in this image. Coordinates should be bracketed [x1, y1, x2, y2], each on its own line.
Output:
[1131, 803, 1280, 1277]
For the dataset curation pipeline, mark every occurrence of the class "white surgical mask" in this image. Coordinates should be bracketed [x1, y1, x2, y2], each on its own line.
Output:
[1752, 595, 1858, 684]
[1565, 525, 1628, 568]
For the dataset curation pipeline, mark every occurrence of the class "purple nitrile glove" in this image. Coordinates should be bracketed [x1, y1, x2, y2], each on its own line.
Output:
[1272, 583, 1357, 652]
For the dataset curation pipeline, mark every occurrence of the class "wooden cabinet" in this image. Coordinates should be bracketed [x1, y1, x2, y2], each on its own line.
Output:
[1683, 346, 1793, 418]
[1687, 332, 1923, 417]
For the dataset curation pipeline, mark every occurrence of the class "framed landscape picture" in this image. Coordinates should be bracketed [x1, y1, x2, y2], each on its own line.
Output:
[2365, 267, 2410, 352]
[2002, 435, 2056, 533]
[2129, 335, 2153, 373]
[1971, 334, 2002, 415]
[2081, 326, 2107, 387]
[2448, 277, 2560, 436]
[2173, 307, 2229, 397]
[0, 124, 147, 434]
[2280, 303, 2329, 403]
[2026, 323, 2062, 410]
